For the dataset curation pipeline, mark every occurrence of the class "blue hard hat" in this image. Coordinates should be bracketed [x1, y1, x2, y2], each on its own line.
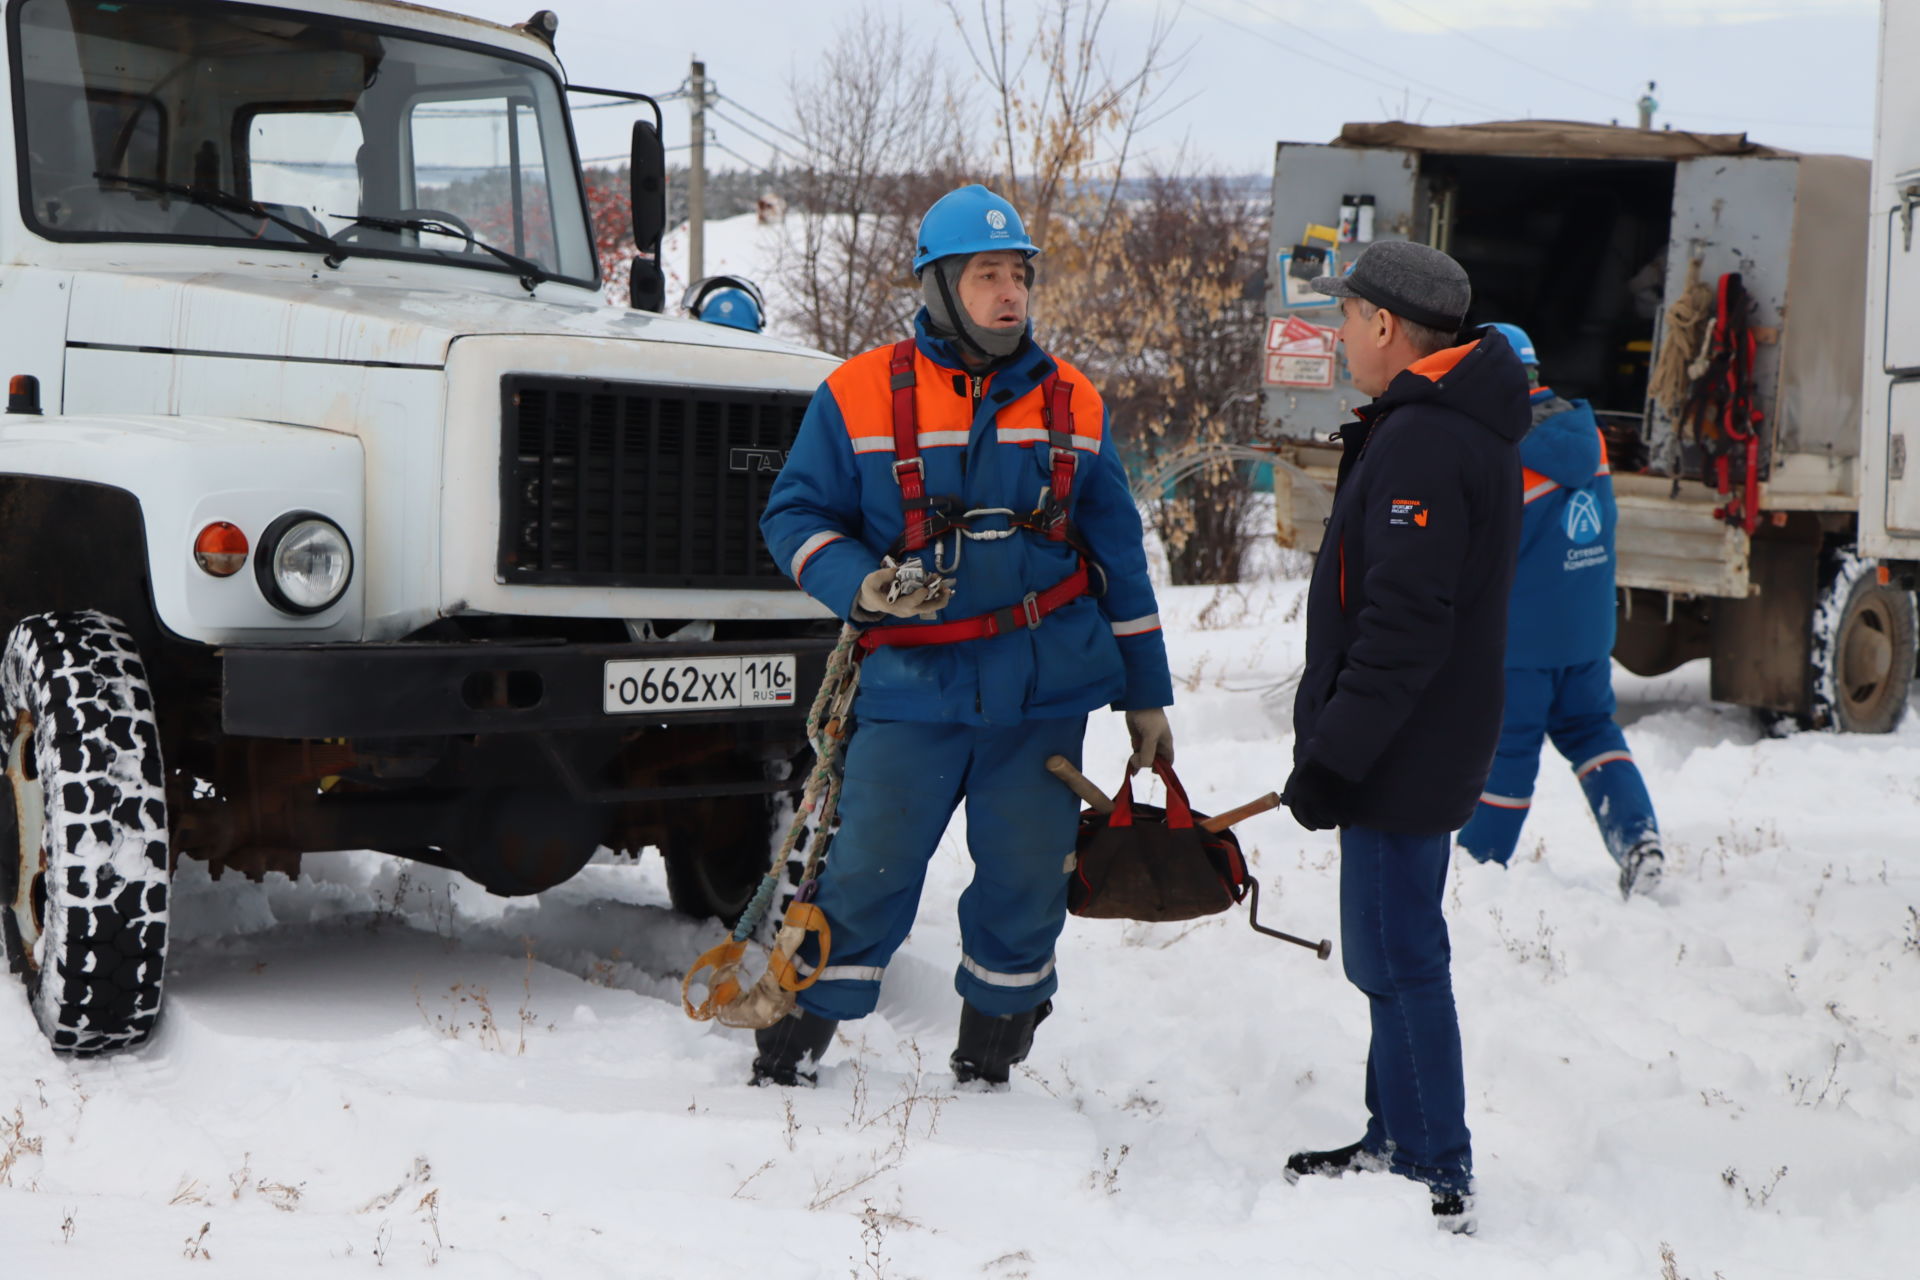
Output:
[695, 287, 761, 332]
[1487, 322, 1537, 365]
[912, 184, 1039, 275]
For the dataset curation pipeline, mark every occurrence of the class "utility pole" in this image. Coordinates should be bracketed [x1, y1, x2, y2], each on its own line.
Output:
[689, 57, 707, 282]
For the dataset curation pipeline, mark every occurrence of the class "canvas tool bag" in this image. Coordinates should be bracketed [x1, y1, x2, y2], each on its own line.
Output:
[1067, 760, 1251, 922]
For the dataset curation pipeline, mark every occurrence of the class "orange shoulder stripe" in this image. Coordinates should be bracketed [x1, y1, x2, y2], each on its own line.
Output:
[1407, 338, 1479, 383]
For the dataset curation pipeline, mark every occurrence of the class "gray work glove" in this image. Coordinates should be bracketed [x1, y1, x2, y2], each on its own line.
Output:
[854, 564, 950, 620]
[1124, 707, 1174, 773]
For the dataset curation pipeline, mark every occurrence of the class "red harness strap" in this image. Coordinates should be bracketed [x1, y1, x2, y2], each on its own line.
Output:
[1042, 373, 1076, 541]
[857, 564, 1089, 650]
[889, 339, 928, 552]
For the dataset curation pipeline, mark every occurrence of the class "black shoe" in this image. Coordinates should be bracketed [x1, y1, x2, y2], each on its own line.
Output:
[950, 999, 1052, 1086]
[749, 1009, 839, 1087]
[1431, 1189, 1476, 1235]
[1282, 1139, 1388, 1184]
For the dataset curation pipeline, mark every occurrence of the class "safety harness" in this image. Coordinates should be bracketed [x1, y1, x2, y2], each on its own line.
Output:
[859, 338, 1096, 652]
[1681, 272, 1764, 535]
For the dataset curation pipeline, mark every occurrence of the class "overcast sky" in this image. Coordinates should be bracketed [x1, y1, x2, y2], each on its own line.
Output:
[445, 0, 1881, 173]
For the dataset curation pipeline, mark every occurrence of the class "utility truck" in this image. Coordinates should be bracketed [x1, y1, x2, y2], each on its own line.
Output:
[1264, 120, 1914, 736]
[0, 0, 841, 1055]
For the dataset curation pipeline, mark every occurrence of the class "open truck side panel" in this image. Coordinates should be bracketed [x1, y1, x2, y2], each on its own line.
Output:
[1265, 120, 1902, 728]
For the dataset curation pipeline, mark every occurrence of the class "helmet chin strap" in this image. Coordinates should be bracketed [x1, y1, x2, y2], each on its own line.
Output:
[929, 263, 994, 362]
[926, 259, 1025, 362]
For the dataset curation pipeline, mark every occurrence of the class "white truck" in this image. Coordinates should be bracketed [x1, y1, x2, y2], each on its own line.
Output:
[1265, 119, 1915, 737]
[0, 0, 841, 1055]
[1860, 3, 1920, 584]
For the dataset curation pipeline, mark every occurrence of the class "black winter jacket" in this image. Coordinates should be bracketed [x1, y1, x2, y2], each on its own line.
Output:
[1292, 329, 1529, 834]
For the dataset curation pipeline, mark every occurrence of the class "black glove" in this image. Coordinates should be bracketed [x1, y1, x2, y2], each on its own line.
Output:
[1281, 759, 1350, 832]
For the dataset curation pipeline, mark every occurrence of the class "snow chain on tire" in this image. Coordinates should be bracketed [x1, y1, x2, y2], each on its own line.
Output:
[1, 611, 170, 1054]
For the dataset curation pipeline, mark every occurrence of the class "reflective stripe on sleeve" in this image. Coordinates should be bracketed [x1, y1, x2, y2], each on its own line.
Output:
[959, 953, 1056, 988]
[1523, 479, 1560, 505]
[1478, 791, 1531, 810]
[1574, 750, 1633, 779]
[1109, 613, 1161, 637]
[790, 531, 845, 581]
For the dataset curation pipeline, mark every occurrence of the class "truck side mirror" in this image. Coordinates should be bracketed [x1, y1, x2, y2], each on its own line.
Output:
[629, 257, 665, 312]
[630, 120, 666, 252]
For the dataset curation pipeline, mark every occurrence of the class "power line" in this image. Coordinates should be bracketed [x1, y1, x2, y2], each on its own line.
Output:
[708, 140, 776, 172]
[711, 92, 807, 147]
[1192, 0, 1514, 120]
[708, 107, 799, 164]
[1373, 0, 1625, 107]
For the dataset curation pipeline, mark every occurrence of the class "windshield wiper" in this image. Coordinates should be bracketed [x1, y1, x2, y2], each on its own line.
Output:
[328, 213, 550, 293]
[94, 172, 353, 267]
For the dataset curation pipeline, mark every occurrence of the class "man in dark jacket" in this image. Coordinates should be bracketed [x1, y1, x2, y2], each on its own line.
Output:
[1456, 324, 1664, 899]
[1278, 241, 1528, 1234]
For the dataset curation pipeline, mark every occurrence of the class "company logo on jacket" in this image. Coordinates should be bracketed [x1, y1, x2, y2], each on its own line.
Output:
[1564, 491, 1603, 544]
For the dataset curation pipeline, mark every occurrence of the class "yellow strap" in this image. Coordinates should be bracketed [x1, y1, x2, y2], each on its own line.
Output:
[680, 939, 748, 1021]
[770, 902, 831, 992]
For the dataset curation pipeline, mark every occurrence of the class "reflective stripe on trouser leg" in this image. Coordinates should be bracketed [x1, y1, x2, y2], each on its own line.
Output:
[1546, 657, 1660, 866]
[1456, 666, 1554, 864]
[953, 715, 1088, 1016]
[794, 718, 969, 1021]
[1339, 825, 1472, 1194]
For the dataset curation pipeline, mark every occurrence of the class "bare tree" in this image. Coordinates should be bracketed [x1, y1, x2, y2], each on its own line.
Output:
[781, 10, 975, 357]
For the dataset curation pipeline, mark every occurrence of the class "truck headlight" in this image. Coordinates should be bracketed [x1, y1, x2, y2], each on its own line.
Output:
[256, 512, 352, 615]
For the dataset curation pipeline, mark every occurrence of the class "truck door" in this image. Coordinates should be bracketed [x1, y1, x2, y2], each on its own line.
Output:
[1861, 0, 1920, 558]
[1263, 144, 1418, 551]
[1262, 143, 1419, 443]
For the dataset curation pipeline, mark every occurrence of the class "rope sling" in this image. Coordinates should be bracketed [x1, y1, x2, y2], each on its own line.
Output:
[680, 623, 860, 1029]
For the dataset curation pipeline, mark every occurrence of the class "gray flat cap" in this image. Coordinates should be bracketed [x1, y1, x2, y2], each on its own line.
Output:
[1311, 240, 1470, 332]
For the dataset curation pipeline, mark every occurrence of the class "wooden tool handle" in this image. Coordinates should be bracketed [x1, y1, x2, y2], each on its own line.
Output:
[1200, 791, 1281, 834]
[1045, 755, 1114, 813]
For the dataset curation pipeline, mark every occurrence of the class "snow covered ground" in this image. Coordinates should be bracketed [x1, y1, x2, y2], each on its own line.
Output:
[4, 571, 1919, 1277]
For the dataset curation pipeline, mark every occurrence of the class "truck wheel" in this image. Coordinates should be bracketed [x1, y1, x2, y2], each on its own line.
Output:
[662, 791, 789, 926]
[1810, 552, 1917, 733]
[0, 612, 169, 1054]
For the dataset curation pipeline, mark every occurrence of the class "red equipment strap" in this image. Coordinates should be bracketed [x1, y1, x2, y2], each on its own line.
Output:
[888, 339, 928, 552]
[857, 564, 1089, 650]
[1042, 373, 1076, 541]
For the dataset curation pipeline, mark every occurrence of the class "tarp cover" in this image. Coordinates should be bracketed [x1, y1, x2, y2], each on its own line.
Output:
[1335, 119, 1794, 160]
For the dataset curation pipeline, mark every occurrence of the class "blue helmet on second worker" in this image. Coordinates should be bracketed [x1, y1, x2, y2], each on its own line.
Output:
[1486, 322, 1537, 368]
[912, 184, 1040, 275]
[696, 287, 762, 332]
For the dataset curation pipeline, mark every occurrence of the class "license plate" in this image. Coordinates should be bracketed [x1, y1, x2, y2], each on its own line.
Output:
[603, 655, 798, 714]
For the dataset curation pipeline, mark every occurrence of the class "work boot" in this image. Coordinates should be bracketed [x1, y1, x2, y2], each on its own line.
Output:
[1619, 841, 1666, 900]
[1282, 1139, 1389, 1184]
[950, 999, 1052, 1087]
[1431, 1189, 1477, 1235]
[749, 1008, 839, 1087]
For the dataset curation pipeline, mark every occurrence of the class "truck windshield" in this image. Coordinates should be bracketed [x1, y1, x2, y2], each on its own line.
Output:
[9, 0, 597, 287]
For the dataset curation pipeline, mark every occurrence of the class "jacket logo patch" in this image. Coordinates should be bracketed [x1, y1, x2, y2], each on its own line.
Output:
[1565, 491, 1603, 544]
[1389, 499, 1429, 528]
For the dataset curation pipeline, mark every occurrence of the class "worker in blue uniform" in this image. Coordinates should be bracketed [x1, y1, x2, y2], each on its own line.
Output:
[754, 185, 1175, 1088]
[1456, 323, 1665, 899]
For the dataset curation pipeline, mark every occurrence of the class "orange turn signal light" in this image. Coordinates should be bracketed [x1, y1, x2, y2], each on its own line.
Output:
[193, 522, 249, 577]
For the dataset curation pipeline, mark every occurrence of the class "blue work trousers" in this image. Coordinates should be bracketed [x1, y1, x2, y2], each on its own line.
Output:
[1456, 659, 1659, 867]
[795, 715, 1086, 1021]
[1340, 826, 1472, 1194]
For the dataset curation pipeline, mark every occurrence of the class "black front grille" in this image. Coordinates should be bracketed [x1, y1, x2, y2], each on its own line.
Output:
[498, 375, 811, 589]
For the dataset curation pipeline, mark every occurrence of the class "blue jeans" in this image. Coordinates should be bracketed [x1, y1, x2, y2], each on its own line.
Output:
[1340, 826, 1472, 1194]
[1457, 659, 1660, 867]
[794, 716, 1086, 1021]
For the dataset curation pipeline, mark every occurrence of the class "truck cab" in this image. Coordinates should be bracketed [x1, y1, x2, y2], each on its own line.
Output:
[0, 0, 838, 1054]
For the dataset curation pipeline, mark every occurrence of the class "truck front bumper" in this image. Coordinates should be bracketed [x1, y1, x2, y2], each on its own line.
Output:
[220, 636, 837, 738]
